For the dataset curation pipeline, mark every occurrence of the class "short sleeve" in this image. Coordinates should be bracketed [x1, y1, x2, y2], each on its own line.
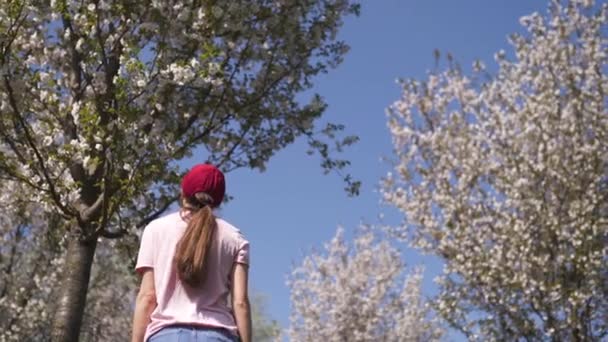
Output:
[235, 240, 250, 265]
[135, 225, 156, 273]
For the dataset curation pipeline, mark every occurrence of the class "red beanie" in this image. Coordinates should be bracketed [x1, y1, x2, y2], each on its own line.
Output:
[181, 164, 225, 207]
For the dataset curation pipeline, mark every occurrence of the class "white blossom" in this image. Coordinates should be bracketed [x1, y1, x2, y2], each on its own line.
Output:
[383, 1, 608, 340]
[288, 227, 444, 341]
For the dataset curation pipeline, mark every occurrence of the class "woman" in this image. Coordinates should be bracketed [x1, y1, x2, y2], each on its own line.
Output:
[131, 164, 251, 342]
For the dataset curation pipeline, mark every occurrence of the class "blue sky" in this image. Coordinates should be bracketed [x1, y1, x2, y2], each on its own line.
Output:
[211, 0, 547, 338]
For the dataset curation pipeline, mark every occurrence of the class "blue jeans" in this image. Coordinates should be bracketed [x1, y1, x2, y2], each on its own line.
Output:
[148, 326, 239, 342]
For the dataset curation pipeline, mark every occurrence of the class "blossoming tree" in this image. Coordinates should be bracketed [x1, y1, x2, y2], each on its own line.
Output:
[0, 1, 360, 340]
[0, 182, 62, 340]
[287, 227, 444, 341]
[383, 0, 607, 340]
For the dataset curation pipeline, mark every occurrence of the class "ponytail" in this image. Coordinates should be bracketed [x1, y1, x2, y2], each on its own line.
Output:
[175, 192, 217, 287]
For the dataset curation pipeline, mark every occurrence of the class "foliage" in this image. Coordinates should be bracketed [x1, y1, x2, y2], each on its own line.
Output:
[0, 0, 360, 239]
[252, 294, 282, 342]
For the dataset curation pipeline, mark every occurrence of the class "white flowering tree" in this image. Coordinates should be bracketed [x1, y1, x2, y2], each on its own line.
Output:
[383, 0, 607, 340]
[0, 180, 132, 341]
[0, 181, 63, 340]
[287, 227, 444, 342]
[0, 1, 360, 340]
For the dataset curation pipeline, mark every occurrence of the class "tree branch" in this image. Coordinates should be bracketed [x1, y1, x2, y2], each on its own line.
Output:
[3, 76, 75, 217]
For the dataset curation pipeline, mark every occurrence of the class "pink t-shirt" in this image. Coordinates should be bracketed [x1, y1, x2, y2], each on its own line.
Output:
[135, 211, 250, 341]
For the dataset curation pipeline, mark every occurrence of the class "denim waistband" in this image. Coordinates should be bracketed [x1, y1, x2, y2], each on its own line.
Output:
[148, 325, 238, 342]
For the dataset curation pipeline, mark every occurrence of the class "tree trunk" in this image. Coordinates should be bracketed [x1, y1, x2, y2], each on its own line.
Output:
[51, 235, 97, 342]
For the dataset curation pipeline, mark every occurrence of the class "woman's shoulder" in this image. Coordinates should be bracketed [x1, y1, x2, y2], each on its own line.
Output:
[215, 218, 248, 242]
[144, 211, 184, 233]
[149, 211, 182, 225]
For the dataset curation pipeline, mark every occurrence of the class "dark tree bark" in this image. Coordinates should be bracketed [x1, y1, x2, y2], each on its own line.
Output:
[51, 236, 97, 342]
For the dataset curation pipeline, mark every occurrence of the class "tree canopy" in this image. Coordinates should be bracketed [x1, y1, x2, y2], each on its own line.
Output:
[0, 1, 360, 339]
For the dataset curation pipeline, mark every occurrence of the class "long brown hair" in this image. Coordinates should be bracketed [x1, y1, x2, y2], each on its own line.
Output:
[175, 192, 217, 287]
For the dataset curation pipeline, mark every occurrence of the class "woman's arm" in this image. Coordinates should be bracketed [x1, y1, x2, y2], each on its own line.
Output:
[231, 263, 252, 342]
[131, 269, 156, 342]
